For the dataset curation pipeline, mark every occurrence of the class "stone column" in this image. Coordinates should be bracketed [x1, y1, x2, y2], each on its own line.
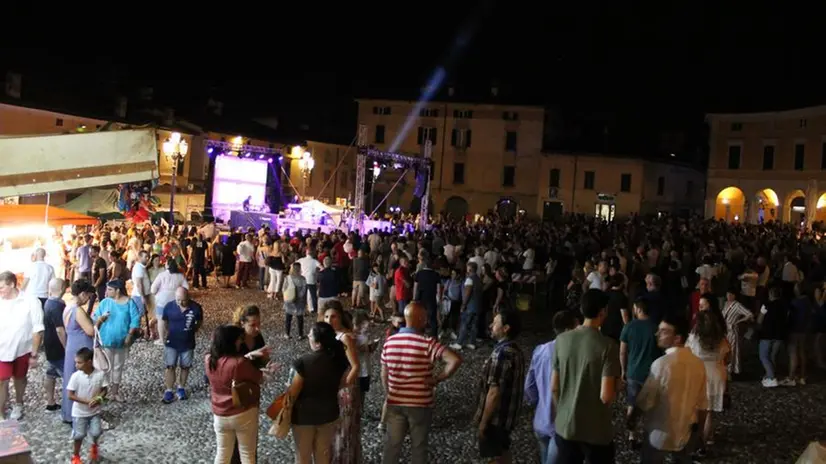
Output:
[748, 199, 759, 224]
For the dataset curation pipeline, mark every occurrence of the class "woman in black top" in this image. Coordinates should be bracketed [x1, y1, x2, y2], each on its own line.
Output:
[287, 322, 349, 464]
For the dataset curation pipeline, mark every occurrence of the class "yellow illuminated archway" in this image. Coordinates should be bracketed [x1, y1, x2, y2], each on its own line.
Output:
[756, 188, 780, 222]
[784, 189, 805, 223]
[715, 187, 745, 221]
[815, 193, 826, 222]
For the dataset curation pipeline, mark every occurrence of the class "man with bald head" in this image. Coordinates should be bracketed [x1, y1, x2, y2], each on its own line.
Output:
[381, 302, 463, 464]
[160, 287, 202, 404]
[22, 247, 55, 308]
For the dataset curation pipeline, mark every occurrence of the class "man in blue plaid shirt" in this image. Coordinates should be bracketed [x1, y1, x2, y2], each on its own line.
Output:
[474, 309, 526, 463]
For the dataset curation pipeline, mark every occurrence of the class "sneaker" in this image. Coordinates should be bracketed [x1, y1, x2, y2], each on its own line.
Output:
[449, 343, 463, 351]
[176, 387, 188, 400]
[71, 455, 83, 464]
[762, 378, 779, 388]
[9, 403, 23, 420]
[162, 390, 175, 404]
[378, 423, 386, 432]
[779, 378, 797, 387]
[799, 377, 807, 385]
[450, 332, 458, 340]
[90, 443, 100, 462]
[114, 393, 125, 403]
[154, 340, 165, 347]
[466, 344, 477, 350]
[45, 404, 61, 412]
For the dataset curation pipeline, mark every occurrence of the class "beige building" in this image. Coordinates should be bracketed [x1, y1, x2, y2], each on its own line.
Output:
[356, 96, 544, 216]
[706, 105, 826, 223]
[538, 153, 705, 220]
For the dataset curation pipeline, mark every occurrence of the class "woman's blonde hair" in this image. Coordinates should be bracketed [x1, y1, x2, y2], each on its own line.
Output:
[232, 305, 261, 326]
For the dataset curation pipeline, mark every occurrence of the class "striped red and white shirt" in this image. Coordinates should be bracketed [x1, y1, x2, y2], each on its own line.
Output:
[381, 329, 446, 407]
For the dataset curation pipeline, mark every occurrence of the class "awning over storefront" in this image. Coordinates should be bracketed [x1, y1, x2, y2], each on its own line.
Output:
[0, 129, 158, 197]
[0, 205, 98, 227]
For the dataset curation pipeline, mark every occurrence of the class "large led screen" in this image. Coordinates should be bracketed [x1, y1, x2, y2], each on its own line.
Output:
[212, 156, 268, 222]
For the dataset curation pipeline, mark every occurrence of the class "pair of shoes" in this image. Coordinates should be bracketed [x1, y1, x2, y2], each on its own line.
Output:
[162, 390, 175, 404]
[90, 443, 100, 462]
[176, 387, 188, 400]
[779, 377, 797, 387]
[45, 404, 61, 412]
[761, 378, 779, 388]
[9, 403, 23, 420]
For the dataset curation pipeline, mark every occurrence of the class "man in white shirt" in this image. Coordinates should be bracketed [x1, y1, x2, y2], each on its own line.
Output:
[0, 271, 45, 420]
[235, 234, 255, 288]
[586, 260, 608, 290]
[22, 247, 55, 308]
[469, 248, 485, 277]
[483, 247, 499, 270]
[297, 250, 322, 314]
[131, 250, 151, 317]
[628, 315, 708, 462]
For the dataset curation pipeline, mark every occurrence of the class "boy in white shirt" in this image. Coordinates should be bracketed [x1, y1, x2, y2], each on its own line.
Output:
[67, 347, 108, 464]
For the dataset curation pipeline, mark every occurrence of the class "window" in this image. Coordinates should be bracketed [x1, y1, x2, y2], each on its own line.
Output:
[453, 109, 473, 119]
[763, 145, 775, 170]
[549, 168, 560, 188]
[502, 166, 515, 187]
[686, 181, 694, 198]
[55, 118, 64, 127]
[375, 125, 385, 144]
[727, 145, 741, 169]
[657, 176, 665, 196]
[505, 131, 517, 151]
[800, 118, 808, 128]
[794, 143, 805, 170]
[451, 129, 472, 148]
[453, 163, 465, 184]
[821, 143, 826, 169]
[419, 108, 439, 117]
[372, 106, 391, 115]
[416, 127, 437, 145]
[584, 171, 595, 190]
[502, 111, 519, 121]
[730, 122, 743, 131]
[620, 173, 631, 192]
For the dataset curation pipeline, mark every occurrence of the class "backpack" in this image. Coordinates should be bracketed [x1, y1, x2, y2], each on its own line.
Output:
[283, 276, 296, 302]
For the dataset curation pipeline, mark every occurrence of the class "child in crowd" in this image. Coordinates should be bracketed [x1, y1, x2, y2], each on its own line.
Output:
[67, 347, 108, 464]
[353, 310, 379, 410]
[366, 263, 387, 322]
[379, 314, 406, 431]
[442, 267, 464, 340]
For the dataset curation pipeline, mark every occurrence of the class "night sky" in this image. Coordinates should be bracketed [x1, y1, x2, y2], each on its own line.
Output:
[1, 3, 820, 130]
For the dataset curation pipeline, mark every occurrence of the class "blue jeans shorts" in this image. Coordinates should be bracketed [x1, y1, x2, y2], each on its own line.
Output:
[46, 359, 64, 379]
[72, 414, 102, 441]
[164, 347, 194, 369]
[626, 379, 644, 407]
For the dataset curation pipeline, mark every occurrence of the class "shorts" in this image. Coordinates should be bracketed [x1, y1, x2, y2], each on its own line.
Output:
[0, 354, 30, 381]
[164, 347, 194, 369]
[46, 359, 64, 379]
[72, 414, 103, 441]
[359, 376, 371, 393]
[626, 379, 644, 407]
[479, 425, 512, 458]
[352, 281, 368, 300]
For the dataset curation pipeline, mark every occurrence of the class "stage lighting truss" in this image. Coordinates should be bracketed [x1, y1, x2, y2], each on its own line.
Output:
[205, 140, 284, 159]
[354, 138, 433, 231]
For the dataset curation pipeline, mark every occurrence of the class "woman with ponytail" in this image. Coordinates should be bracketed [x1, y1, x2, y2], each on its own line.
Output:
[289, 322, 350, 464]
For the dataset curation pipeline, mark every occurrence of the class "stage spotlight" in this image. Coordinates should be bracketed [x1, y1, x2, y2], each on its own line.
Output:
[278, 155, 283, 161]
[207, 147, 214, 154]
[267, 158, 273, 164]
[258, 154, 265, 159]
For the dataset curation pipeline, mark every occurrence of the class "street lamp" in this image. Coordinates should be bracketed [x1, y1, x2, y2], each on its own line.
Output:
[298, 150, 314, 199]
[162, 132, 188, 225]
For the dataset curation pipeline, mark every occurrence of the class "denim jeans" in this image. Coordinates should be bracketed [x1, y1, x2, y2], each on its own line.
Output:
[759, 339, 783, 379]
[536, 433, 559, 464]
[456, 307, 478, 346]
[258, 266, 268, 290]
[307, 285, 318, 313]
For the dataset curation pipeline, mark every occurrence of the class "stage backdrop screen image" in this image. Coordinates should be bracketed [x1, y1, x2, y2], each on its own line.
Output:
[212, 156, 268, 223]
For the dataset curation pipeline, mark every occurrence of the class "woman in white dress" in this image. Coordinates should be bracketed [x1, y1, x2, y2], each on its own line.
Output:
[149, 259, 189, 344]
[687, 311, 731, 456]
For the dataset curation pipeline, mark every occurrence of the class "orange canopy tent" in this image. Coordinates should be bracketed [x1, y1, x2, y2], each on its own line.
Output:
[0, 205, 98, 228]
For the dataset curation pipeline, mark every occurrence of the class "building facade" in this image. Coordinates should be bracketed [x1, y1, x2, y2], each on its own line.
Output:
[538, 153, 705, 220]
[356, 97, 544, 216]
[706, 105, 826, 224]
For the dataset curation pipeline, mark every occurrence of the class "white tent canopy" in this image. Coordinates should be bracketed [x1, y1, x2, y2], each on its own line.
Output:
[60, 188, 120, 215]
[287, 199, 343, 214]
[0, 129, 158, 197]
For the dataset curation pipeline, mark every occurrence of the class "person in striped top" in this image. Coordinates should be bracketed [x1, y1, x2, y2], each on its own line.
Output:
[380, 301, 463, 464]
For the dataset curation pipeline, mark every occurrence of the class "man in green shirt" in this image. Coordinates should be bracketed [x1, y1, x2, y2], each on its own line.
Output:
[551, 289, 621, 463]
[620, 299, 660, 444]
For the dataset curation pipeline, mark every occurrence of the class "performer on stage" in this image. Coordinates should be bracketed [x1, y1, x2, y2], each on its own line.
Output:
[242, 195, 252, 211]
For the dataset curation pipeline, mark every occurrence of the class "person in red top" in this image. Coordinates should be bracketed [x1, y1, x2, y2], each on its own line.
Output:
[332, 235, 350, 296]
[381, 302, 462, 464]
[689, 278, 711, 327]
[394, 256, 413, 316]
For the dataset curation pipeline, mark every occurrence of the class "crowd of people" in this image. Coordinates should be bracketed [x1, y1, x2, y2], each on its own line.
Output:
[1, 212, 826, 463]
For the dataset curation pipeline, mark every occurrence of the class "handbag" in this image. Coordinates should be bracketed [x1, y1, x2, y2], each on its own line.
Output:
[93, 327, 111, 373]
[266, 392, 293, 439]
[283, 276, 296, 302]
[231, 359, 256, 409]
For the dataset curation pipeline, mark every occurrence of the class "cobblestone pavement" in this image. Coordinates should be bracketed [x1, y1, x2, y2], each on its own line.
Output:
[12, 283, 826, 463]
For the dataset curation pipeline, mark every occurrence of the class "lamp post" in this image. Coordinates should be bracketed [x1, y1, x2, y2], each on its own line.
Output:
[162, 132, 189, 225]
[298, 149, 315, 200]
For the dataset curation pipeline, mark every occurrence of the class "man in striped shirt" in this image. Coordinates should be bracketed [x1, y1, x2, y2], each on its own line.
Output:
[381, 301, 463, 464]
